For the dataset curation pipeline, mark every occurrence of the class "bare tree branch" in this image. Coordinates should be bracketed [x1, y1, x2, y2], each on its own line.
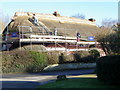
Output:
[71, 13, 85, 19]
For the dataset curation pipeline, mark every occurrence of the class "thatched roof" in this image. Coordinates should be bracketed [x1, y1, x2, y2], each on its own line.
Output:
[40, 19, 99, 37]
[3, 12, 100, 37]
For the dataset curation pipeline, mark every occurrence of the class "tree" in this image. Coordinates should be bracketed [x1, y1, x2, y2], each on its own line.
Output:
[101, 18, 117, 28]
[71, 13, 85, 19]
[95, 23, 120, 55]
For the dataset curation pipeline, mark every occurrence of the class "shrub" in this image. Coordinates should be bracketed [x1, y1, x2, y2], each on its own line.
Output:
[89, 49, 100, 59]
[59, 53, 66, 64]
[2, 50, 48, 73]
[46, 51, 60, 64]
[73, 53, 81, 62]
[47, 51, 73, 64]
[73, 51, 97, 63]
[2, 50, 32, 73]
[28, 51, 48, 72]
[96, 55, 120, 85]
[81, 55, 96, 63]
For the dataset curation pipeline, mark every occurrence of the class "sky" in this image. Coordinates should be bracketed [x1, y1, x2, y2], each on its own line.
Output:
[0, 0, 119, 26]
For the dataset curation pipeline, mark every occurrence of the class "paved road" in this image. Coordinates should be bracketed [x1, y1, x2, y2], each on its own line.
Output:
[1, 69, 95, 89]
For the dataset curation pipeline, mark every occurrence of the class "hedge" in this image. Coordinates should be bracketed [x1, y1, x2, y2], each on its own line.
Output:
[96, 55, 120, 85]
[2, 50, 48, 73]
[2, 50, 97, 74]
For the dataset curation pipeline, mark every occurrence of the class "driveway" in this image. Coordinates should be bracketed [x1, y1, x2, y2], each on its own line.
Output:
[1, 69, 95, 89]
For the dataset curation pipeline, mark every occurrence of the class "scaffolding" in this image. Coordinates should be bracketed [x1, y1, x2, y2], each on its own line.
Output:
[2, 25, 98, 52]
[18, 26, 69, 51]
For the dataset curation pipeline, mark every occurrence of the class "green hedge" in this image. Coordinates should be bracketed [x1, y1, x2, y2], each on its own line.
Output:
[2, 50, 97, 74]
[2, 51, 48, 73]
[73, 50, 99, 63]
[89, 49, 100, 59]
[28, 51, 48, 72]
[96, 55, 120, 85]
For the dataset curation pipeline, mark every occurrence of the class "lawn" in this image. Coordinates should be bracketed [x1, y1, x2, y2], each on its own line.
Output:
[38, 74, 120, 89]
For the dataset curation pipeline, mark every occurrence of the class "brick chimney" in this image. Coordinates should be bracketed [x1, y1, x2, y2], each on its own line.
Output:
[88, 18, 96, 22]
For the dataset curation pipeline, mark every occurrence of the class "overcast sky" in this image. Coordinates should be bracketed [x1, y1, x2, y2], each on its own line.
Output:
[0, 0, 119, 26]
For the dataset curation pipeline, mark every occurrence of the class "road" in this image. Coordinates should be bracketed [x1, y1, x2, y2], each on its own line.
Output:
[1, 69, 95, 89]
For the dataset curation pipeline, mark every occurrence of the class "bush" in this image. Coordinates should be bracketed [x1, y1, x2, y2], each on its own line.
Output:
[2, 50, 97, 74]
[89, 49, 100, 58]
[81, 55, 96, 63]
[28, 51, 48, 72]
[59, 53, 66, 64]
[73, 51, 97, 63]
[73, 53, 81, 62]
[96, 55, 120, 85]
[2, 50, 48, 73]
[46, 51, 60, 64]
[47, 51, 73, 64]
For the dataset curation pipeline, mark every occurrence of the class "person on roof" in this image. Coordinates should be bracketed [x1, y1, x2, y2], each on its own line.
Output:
[32, 14, 39, 26]
[76, 32, 81, 42]
[54, 27, 58, 36]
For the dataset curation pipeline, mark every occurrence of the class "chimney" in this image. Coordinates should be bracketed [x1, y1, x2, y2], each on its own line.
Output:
[88, 18, 96, 22]
[53, 11, 60, 17]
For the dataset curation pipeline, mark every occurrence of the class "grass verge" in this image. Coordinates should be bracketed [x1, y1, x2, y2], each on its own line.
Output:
[38, 75, 120, 89]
